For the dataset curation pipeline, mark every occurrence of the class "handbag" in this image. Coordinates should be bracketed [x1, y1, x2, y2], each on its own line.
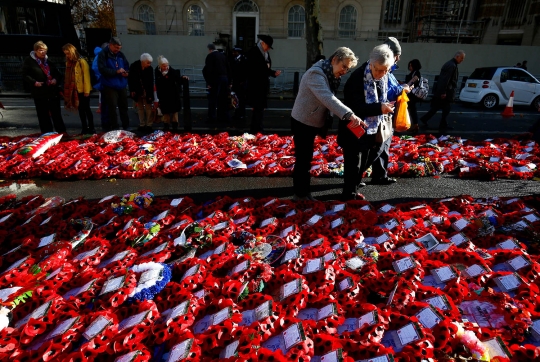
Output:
[375, 115, 393, 143]
[411, 77, 429, 100]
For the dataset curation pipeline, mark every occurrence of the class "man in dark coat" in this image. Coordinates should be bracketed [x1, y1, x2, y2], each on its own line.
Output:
[128, 53, 155, 132]
[202, 43, 231, 124]
[98, 37, 130, 130]
[230, 46, 247, 121]
[245, 34, 281, 133]
[420, 50, 465, 131]
[155, 55, 187, 132]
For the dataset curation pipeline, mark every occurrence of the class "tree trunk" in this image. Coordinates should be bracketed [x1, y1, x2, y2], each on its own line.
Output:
[304, 0, 324, 70]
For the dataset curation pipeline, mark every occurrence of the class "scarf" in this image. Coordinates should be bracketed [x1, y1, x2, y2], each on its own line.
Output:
[363, 60, 389, 135]
[34, 52, 52, 85]
[257, 42, 269, 64]
[320, 59, 341, 94]
[64, 59, 80, 110]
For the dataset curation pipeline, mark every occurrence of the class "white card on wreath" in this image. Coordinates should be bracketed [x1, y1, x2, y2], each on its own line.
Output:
[337, 318, 359, 334]
[170, 198, 184, 207]
[323, 252, 336, 262]
[356, 355, 393, 362]
[313, 349, 343, 362]
[139, 268, 162, 285]
[358, 311, 377, 328]
[212, 307, 231, 326]
[73, 246, 101, 261]
[399, 243, 421, 255]
[482, 337, 512, 360]
[452, 218, 469, 231]
[431, 243, 452, 253]
[432, 266, 457, 284]
[3, 256, 29, 274]
[98, 251, 130, 269]
[497, 239, 520, 250]
[523, 213, 540, 223]
[281, 248, 300, 263]
[230, 260, 250, 275]
[219, 340, 240, 359]
[82, 315, 112, 340]
[378, 204, 394, 213]
[262, 334, 286, 354]
[424, 295, 450, 311]
[15, 300, 52, 329]
[118, 310, 151, 332]
[416, 307, 441, 329]
[99, 275, 125, 296]
[393, 257, 416, 273]
[303, 258, 323, 274]
[402, 219, 416, 229]
[180, 265, 200, 281]
[317, 304, 336, 321]
[395, 323, 421, 346]
[46, 316, 80, 340]
[140, 242, 168, 257]
[63, 279, 97, 300]
[167, 339, 193, 362]
[283, 323, 305, 350]
[0, 286, 22, 302]
[338, 277, 353, 292]
[384, 218, 399, 230]
[297, 308, 318, 321]
[346, 256, 366, 271]
[531, 319, 540, 341]
[306, 215, 323, 226]
[416, 233, 439, 251]
[38, 233, 56, 248]
[494, 273, 522, 292]
[463, 264, 490, 278]
[507, 255, 530, 271]
[449, 233, 468, 246]
[280, 279, 301, 300]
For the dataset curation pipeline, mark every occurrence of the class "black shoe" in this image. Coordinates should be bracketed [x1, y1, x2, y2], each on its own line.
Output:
[145, 126, 153, 133]
[370, 177, 397, 185]
[172, 122, 178, 132]
[163, 123, 170, 131]
[420, 118, 428, 127]
[88, 129, 96, 134]
[137, 126, 145, 132]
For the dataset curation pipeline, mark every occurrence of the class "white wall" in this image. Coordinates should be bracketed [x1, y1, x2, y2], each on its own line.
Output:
[121, 35, 540, 77]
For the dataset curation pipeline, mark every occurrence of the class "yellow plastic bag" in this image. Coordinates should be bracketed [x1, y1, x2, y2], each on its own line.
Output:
[395, 89, 410, 132]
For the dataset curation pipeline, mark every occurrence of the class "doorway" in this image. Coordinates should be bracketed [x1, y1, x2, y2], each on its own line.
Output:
[235, 16, 256, 51]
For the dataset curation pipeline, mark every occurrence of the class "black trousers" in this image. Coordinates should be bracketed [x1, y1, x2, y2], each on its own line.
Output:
[102, 86, 129, 130]
[291, 118, 320, 197]
[408, 95, 419, 125]
[207, 75, 230, 122]
[421, 94, 452, 127]
[251, 106, 265, 133]
[370, 132, 393, 180]
[34, 96, 66, 134]
[78, 93, 94, 132]
[342, 133, 379, 196]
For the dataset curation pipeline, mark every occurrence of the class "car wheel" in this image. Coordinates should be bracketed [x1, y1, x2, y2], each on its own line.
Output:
[481, 94, 498, 109]
[532, 96, 540, 110]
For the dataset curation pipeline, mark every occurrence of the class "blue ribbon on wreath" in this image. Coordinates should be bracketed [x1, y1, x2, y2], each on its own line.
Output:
[127, 263, 172, 303]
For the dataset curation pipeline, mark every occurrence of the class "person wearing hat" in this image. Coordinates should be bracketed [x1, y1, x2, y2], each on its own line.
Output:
[97, 37, 130, 130]
[368, 37, 413, 186]
[245, 34, 282, 133]
[203, 43, 231, 124]
[230, 46, 247, 121]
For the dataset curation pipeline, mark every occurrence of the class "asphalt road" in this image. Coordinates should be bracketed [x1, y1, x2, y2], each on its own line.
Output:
[1, 95, 539, 203]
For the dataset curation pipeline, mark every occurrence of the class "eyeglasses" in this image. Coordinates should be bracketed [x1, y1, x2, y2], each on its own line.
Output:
[341, 63, 351, 73]
[370, 63, 389, 75]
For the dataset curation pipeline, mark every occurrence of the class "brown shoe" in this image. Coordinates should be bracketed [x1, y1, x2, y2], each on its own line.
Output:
[410, 124, 419, 133]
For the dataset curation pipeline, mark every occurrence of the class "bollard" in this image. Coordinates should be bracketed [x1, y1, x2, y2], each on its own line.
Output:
[293, 72, 299, 97]
[183, 77, 192, 131]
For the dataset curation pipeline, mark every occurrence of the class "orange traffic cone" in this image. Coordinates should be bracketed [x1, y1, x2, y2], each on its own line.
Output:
[501, 90, 515, 118]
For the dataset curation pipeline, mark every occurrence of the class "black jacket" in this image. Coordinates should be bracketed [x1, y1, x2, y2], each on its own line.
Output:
[245, 45, 278, 108]
[22, 55, 63, 99]
[155, 66, 183, 114]
[202, 51, 230, 85]
[128, 60, 155, 103]
[337, 61, 385, 150]
[435, 58, 459, 97]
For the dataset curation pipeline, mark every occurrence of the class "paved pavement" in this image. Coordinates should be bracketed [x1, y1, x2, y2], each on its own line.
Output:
[1, 94, 539, 203]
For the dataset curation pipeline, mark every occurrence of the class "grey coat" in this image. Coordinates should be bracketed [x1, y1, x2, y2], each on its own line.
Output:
[291, 63, 352, 128]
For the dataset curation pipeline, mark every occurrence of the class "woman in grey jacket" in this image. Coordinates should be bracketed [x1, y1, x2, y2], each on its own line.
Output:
[291, 47, 366, 201]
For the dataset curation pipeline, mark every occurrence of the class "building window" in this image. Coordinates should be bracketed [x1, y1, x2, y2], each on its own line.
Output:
[288, 5, 305, 38]
[339, 5, 357, 38]
[384, 0, 403, 24]
[504, 1, 526, 26]
[233, 0, 259, 13]
[187, 4, 204, 36]
[137, 4, 156, 35]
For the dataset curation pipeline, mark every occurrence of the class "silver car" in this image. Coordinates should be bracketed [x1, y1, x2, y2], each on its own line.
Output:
[459, 66, 540, 110]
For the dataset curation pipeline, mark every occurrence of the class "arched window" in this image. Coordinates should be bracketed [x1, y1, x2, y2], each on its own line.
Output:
[187, 4, 204, 36]
[339, 5, 357, 38]
[288, 5, 305, 38]
[233, 0, 259, 12]
[137, 4, 156, 35]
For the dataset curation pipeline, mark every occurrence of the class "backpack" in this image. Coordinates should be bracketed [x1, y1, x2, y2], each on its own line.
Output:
[411, 77, 429, 100]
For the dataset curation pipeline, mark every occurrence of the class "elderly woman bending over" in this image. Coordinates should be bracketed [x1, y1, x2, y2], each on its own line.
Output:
[291, 47, 366, 201]
[337, 44, 396, 200]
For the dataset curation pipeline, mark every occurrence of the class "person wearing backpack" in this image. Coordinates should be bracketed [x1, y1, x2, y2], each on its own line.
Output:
[62, 43, 94, 134]
[405, 59, 422, 133]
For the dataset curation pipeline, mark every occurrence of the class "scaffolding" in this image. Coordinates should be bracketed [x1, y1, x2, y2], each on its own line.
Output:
[411, 0, 486, 43]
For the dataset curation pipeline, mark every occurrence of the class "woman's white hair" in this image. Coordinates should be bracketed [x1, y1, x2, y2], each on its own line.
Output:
[369, 44, 394, 68]
[140, 53, 153, 62]
[329, 47, 358, 68]
[158, 55, 169, 66]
